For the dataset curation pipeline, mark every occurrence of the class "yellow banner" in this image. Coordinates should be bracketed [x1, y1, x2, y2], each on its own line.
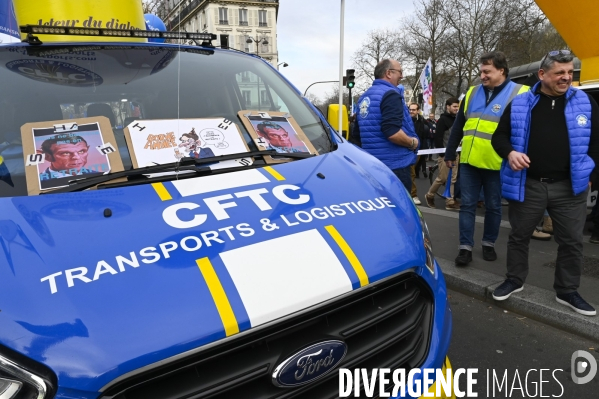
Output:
[13, 0, 146, 42]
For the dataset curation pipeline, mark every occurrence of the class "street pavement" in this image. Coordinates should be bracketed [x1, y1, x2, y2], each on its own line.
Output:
[448, 289, 599, 397]
[412, 159, 599, 341]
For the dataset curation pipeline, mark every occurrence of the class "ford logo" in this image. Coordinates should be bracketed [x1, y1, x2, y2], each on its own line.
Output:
[272, 340, 347, 388]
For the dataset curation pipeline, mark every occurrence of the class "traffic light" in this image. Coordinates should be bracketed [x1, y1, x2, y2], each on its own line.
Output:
[346, 69, 355, 89]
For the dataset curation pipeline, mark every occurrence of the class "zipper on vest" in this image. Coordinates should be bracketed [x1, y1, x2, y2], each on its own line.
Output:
[552, 99, 555, 109]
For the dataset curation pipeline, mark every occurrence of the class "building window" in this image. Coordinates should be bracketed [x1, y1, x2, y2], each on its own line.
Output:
[261, 90, 270, 104]
[241, 71, 250, 82]
[239, 8, 248, 26]
[219, 7, 228, 25]
[258, 10, 267, 27]
[242, 90, 251, 105]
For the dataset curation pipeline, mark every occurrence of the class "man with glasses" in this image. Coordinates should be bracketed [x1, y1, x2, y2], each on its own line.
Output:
[355, 59, 419, 193]
[491, 50, 599, 316]
[444, 51, 529, 266]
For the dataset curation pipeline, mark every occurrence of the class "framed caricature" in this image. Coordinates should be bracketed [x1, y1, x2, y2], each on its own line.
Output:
[123, 118, 251, 171]
[20, 116, 124, 195]
[237, 111, 318, 164]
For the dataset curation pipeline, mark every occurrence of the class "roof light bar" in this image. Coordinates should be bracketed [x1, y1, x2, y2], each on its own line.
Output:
[20, 25, 217, 45]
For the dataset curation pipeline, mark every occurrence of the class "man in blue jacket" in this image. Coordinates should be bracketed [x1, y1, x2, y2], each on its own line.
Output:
[491, 50, 599, 316]
[354, 59, 419, 192]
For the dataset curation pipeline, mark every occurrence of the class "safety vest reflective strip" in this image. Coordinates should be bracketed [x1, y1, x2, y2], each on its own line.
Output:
[460, 84, 529, 170]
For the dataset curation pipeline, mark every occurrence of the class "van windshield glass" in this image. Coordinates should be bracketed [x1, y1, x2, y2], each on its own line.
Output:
[0, 44, 330, 197]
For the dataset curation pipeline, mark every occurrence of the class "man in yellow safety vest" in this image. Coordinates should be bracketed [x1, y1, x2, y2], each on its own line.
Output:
[444, 51, 529, 266]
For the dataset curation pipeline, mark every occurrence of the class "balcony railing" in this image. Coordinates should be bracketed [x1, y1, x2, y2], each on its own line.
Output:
[219, 19, 229, 25]
[166, 0, 201, 30]
[166, 0, 278, 31]
[239, 21, 248, 26]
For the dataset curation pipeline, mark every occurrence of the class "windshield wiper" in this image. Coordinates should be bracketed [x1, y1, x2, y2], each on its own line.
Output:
[44, 150, 315, 194]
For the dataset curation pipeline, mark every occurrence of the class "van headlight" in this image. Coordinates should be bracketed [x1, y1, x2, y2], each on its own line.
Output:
[0, 353, 50, 399]
[416, 208, 436, 275]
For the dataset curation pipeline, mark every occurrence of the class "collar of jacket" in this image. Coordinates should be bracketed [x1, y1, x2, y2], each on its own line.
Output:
[482, 78, 510, 97]
[531, 81, 577, 102]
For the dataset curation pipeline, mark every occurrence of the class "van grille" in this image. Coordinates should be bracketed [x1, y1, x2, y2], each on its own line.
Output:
[103, 272, 434, 399]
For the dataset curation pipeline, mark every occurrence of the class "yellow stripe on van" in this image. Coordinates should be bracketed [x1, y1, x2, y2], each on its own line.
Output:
[262, 166, 285, 181]
[151, 182, 172, 201]
[325, 225, 369, 287]
[196, 257, 240, 337]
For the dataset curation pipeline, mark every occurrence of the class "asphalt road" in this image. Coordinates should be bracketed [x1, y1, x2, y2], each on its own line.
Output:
[447, 289, 599, 398]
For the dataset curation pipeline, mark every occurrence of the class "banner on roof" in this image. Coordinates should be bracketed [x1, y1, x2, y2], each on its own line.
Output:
[13, 0, 146, 42]
[419, 57, 434, 115]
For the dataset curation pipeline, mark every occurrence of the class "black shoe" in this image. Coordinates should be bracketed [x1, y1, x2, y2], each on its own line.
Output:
[423, 170, 428, 178]
[482, 245, 497, 261]
[492, 279, 523, 301]
[556, 292, 597, 316]
[415, 173, 420, 179]
[455, 249, 472, 266]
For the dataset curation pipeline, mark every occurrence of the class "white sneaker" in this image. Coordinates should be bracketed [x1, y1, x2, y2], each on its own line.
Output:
[412, 197, 422, 205]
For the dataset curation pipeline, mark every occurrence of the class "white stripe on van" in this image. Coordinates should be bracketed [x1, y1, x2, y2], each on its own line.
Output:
[219, 229, 353, 327]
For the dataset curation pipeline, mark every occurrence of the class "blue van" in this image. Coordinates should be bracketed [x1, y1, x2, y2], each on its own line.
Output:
[0, 28, 453, 399]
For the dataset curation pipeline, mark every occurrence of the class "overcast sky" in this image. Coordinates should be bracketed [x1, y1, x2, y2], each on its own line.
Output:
[277, 0, 415, 101]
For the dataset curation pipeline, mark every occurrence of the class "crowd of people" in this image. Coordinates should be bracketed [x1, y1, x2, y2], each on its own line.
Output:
[351, 51, 598, 317]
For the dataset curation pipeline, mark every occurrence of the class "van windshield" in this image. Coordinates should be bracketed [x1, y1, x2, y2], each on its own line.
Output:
[0, 44, 331, 197]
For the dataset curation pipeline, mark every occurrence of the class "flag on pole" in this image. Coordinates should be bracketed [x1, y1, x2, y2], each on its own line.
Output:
[419, 57, 434, 115]
[443, 167, 452, 198]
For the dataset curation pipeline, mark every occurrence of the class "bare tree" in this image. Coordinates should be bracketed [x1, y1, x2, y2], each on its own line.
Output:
[350, 0, 567, 108]
[398, 0, 452, 113]
[142, 0, 163, 15]
[351, 29, 402, 90]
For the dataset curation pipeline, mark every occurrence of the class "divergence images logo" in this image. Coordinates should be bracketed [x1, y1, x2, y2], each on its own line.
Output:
[272, 341, 347, 387]
[6, 60, 103, 87]
[571, 350, 597, 384]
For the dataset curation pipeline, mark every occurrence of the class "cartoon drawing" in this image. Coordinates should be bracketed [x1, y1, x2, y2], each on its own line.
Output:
[178, 128, 215, 159]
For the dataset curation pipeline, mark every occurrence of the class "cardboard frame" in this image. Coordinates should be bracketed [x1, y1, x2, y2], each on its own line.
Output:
[237, 111, 318, 164]
[21, 116, 124, 195]
[123, 118, 251, 169]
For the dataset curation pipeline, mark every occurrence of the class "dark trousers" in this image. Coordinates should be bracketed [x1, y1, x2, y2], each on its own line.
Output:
[392, 166, 412, 193]
[415, 155, 427, 174]
[507, 178, 588, 294]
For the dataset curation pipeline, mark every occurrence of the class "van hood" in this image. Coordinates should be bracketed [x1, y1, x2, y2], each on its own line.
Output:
[0, 144, 426, 391]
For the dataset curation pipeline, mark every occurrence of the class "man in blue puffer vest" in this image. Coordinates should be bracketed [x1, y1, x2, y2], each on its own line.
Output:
[491, 50, 599, 316]
[354, 59, 419, 192]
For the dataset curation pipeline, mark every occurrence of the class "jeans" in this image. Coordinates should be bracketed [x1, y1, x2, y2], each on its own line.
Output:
[458, 164, 502, 250]
[507, 179, 587, 294]
[392, 166, 412, 193]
